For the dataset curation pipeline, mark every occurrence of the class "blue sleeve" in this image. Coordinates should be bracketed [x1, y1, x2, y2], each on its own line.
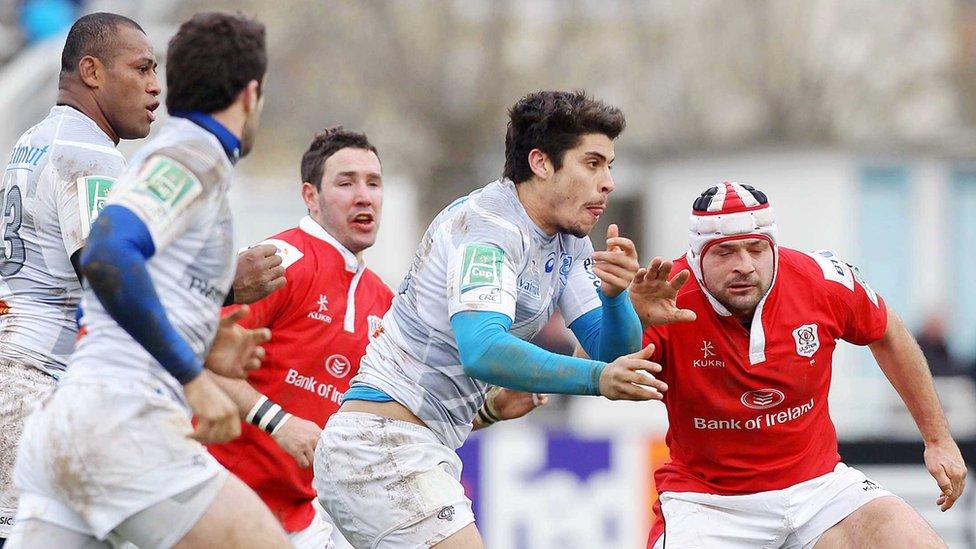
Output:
[569, 289, 642, 362]
[451, 311, 605, 395]
[81, 205, 202, 384]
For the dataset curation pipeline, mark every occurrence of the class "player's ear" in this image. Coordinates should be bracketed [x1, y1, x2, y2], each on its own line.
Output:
[527, 149, 553, 181]
[300, 181, 319, 213]
[242, 79, 261, 115]
[77, 56, 102, 89]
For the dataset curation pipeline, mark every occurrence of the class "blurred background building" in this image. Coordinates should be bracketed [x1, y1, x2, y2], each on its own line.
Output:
[3, 0, 976, 546]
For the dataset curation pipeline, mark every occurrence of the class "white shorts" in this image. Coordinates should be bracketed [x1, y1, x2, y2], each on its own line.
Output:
[12, 378, 225, 541]
[651, 463, 897, 549]
[314, 412, 474, 549]
[0, 358, 55, 537]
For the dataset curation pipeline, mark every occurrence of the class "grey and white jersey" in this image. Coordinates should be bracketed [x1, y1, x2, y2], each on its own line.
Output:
[354, 179, 602, 448]
[63, 117, 236, 404]
[0, 106, 125, 374]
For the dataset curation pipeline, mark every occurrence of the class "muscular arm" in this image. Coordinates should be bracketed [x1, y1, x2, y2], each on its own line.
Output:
[869, 309, 950, 445]
[869, 308, 966, 510]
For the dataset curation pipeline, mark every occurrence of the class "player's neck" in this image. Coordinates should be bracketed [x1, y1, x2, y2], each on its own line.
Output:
[56, 87, 119, 144]
[209, 107, 245, 142]
[514, 179, 558, 236]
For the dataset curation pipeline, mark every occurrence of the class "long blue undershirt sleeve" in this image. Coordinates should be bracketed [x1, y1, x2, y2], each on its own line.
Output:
[569, 289, 642, 362]
[451, 311, 605, 395]
[81, 205, 202, 384]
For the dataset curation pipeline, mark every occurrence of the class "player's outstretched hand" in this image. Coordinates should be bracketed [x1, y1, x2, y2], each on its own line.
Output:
[591, 224, 640, 298]
[599, 343, 667, 401]
[186, 371, 241, 444]
[486, 386, 548, 421]
[629, 257, 697, 328]
[233, 243, 286, 304]
[272, 416, 321, 468]
[205, 305, 272, 379]
[924, 438, 967, 511]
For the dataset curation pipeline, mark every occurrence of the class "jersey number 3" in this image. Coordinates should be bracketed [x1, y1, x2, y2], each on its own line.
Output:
[0, 185, 25, 276]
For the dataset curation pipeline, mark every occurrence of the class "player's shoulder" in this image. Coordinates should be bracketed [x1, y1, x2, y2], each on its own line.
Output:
[783, 247, 866, 295]
[252, 227, 308, 272]
[362, 268, 395, 299]
[440, 181, 528, 252]
[132, 119, 230, 189]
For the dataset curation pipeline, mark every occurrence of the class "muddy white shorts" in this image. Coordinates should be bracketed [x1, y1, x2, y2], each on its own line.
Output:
[651, 463, 897, 549]
[314, 412, 474, 549]
[0, 358, 55, 538]
[12, 378, 225, 542]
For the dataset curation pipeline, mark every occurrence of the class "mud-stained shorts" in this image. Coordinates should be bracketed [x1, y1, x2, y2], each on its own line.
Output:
[314, 412, 474, 549]
[0, 359, 56, 538]
[12, 378, 225, 542]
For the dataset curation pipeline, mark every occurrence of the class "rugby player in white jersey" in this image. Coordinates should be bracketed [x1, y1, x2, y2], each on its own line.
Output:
[0, 14, 285, 546]
[0, 13, 159, 544]
[315, 90, 666, 548]
[9, 12, 289, 548]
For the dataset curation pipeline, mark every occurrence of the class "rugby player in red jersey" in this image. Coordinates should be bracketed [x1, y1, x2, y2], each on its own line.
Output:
[632, 182, 964, 548]
[207, 127, 544, 548]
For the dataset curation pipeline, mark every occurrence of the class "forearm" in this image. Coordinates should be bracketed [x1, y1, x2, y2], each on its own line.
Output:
[870, 312, 952, 444]
[453, 312, 605, 395]
[210, 374, 264, 418]
[596, 289, 641, 360]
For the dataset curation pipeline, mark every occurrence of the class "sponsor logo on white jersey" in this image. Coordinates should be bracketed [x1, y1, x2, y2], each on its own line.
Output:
[740, 388, 786, 410]
[792, 323, 820, 357]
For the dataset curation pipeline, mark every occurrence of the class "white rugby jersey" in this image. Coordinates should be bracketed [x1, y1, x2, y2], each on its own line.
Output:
[64, 117, 236, 403]
[0, 106, 125, 374]
[353, 179, 602, 448]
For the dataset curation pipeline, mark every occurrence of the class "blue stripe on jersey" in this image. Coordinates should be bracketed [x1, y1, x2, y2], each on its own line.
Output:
[81, 205, 203, 384]
[343, 385, 395, 403]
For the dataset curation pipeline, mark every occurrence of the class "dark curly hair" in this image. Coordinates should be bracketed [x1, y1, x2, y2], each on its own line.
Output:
[165, 12, 266, 113]
[301, 126, 379, 189]
[503, 90, 625, 184]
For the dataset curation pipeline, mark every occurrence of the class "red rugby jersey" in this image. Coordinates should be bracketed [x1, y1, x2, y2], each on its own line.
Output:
[646, 247, 888, 545]
[207, 216, 393, 532]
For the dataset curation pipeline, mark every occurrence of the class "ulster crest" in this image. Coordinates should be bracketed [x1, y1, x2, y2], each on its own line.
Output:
[792, 324, 820, 357]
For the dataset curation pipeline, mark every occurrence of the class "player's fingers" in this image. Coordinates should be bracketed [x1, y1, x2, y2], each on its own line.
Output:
[606, 237, 637, 257]
[263, 265, 286, 283]
[647, 256, 663, 275]
[222, 305, 250, 325]
[628, 343, 656, 361]
[670, 269, 692, 290]
[265, 253, 284, 267]
[592, 261, 638, 281]
[532, 394, 549, 407]
[592, 267, 630, 289]
[632, 268, 648, 286]
[266, 276, 286, 292]
[626, 370, 668, 392]
[251, 243, 279, 258]
[619, 381, 663, 401]
[674, 308, 698, 323]
[658, 260, 674, 281]
[606, 223, 619, 244]
[249, 327, 272, 345]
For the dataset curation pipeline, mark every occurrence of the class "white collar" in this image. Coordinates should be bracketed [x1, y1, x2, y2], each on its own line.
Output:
[299, 216, 362, 273]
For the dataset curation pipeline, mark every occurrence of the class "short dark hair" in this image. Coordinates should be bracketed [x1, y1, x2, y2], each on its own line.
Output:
[165, 12, 266, 114]
[503, 90, 625, 184]
[60, 12, 144, 75]
[301, 126, 379, 189]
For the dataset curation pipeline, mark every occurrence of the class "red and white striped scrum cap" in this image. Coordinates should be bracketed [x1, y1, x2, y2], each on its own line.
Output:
[688, 181, 777, 257]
